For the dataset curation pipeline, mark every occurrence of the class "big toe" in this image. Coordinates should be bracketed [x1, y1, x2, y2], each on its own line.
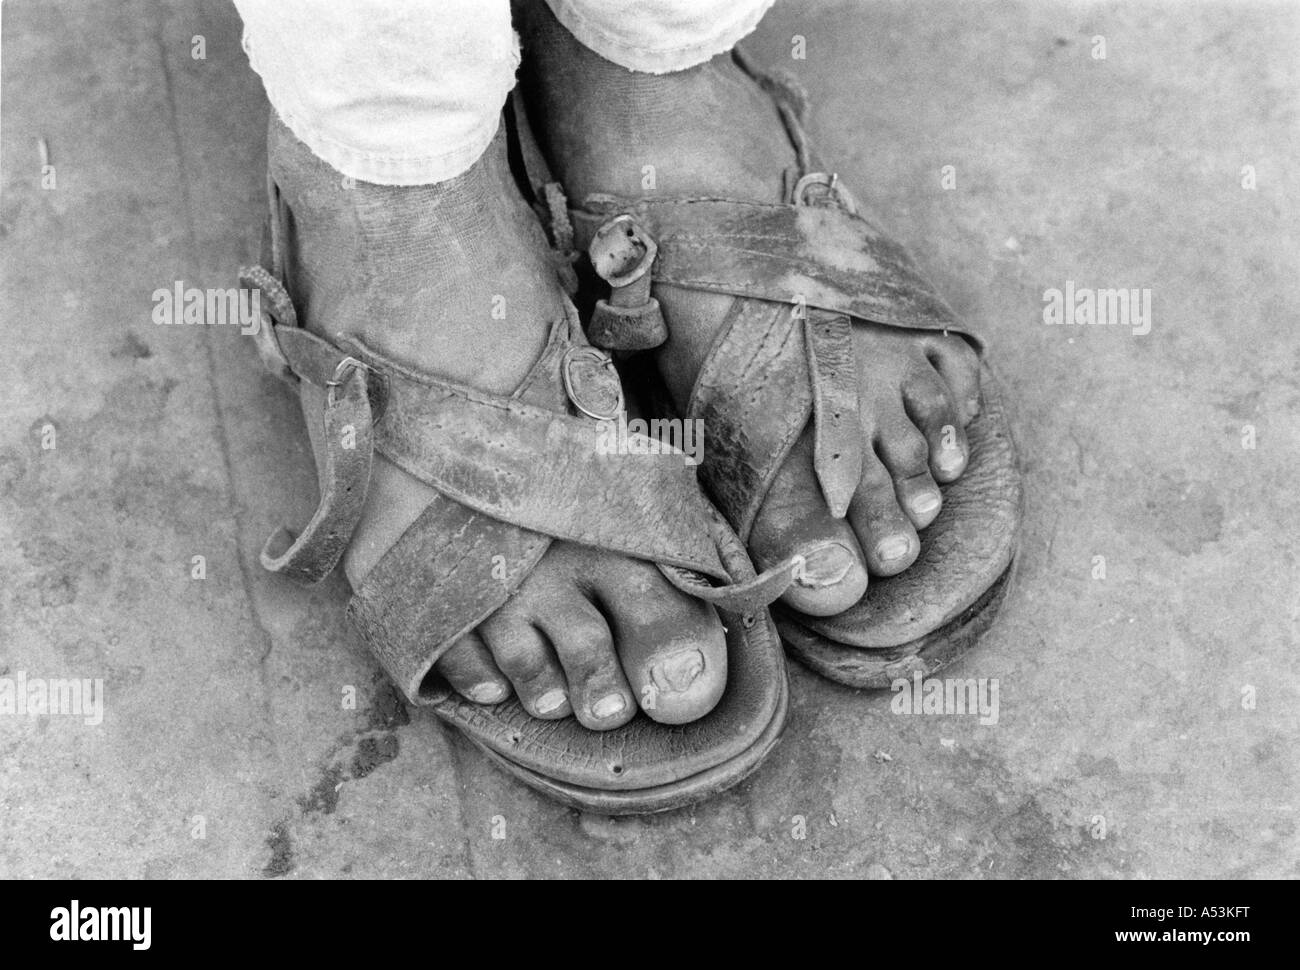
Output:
[748, 432, 870, 616]
[587, 557, 728, 725]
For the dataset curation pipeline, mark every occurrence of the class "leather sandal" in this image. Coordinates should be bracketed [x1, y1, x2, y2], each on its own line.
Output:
[521, 51, 1023, 689]
[239, 123, 801, 815]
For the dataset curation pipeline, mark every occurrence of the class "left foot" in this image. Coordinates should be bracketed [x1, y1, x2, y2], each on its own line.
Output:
[517, 1, 983, 617]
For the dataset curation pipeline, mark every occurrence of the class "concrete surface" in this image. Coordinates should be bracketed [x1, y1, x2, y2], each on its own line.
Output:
[1, 0, 1296, 879]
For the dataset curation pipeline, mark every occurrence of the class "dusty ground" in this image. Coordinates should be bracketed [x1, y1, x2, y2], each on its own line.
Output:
[1, 0, 1296, 879]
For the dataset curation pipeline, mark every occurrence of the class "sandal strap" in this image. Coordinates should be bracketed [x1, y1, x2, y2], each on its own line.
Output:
[239, 264, 802, 698]
[347, 312, 733, 580]
[687, 300, 810, 542]
[349, 475, 554, 701]
[572, 197, 976, 342]
[239, 265, 376, 584]
[562, 48, 987, 541]
[346, 313, 569, 701]
[570, 195, 976, 537]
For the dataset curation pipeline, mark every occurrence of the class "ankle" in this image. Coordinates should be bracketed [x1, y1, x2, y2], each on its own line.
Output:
[517, 4, 787, 203]
[268, 116, 567, 395]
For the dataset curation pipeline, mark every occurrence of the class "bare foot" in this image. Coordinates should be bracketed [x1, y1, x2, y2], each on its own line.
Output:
[517, 2, 982, 617]
[269, 115, 726, 727]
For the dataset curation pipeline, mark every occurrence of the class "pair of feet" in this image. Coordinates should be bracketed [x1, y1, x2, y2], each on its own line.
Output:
[279, 6, 982, 730]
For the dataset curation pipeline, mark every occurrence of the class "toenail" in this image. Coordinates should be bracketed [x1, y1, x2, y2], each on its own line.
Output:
[938, 451, 965, 474]
[535, 689, 567, 714]
[467, 682, 508, 704]
[651, 649, 705, 693]
[876, 536, 911, 563]
[592, 693, 627, 719]
[795, 542, 856, 588]
[912, 492, 941, 515]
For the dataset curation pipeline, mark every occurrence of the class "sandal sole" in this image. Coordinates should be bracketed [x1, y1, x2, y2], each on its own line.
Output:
[772, 360, 1023, 687]
[421, 608, 788, 815]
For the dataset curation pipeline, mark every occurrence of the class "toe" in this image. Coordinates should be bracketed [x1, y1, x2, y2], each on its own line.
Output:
[847, 450, 920, 576]
[534, 601, 635, 731]
[903, 367, 969, 483]
[923, 333, 982, 426]
[875, 410, 945, 529]
[434, 632, 512, 705]
[748, 432, 870, 616]
[478, 616, 573, 720]
[590, 556, 727, 725]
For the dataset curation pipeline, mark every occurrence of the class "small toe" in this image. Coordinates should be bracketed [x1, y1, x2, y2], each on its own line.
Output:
[479, 615, 572, 720]
[875, 412, 945, 529]
[536, 602, 635, 731]
[434, 632, 512, 705]
[903, 368, 968, 483]
[924, 333, 982, 426]
[847, 450, 920, 576]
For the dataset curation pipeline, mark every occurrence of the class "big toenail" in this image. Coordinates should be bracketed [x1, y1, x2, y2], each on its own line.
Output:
[912, 492, 941, 515]
[876, 536, 911, 562]
[795, 542, 856, 588]
[535, 689, 567, 714]
[467, 682, 508, 704]
[651, 650, 705, 693]
[938, 451, 965, 474]
[592, 694, 626, 719]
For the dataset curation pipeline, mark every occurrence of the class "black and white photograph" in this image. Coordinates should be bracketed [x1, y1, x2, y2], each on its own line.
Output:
[0, 0, 1294, 910]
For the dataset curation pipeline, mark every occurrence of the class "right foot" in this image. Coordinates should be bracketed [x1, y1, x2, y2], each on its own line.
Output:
[269, 116, 727, 728]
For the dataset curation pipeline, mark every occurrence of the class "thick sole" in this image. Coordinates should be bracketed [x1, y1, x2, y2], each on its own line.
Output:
[777, 555, 1016, 688]
[773, 361, 1023, 688]
[421, 608, 788, 816]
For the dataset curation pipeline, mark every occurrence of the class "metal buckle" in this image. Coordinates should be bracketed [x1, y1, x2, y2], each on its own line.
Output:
[793, 172, 858, 214]
[325, 355, 369, 406]
[562, 346, 624, 421]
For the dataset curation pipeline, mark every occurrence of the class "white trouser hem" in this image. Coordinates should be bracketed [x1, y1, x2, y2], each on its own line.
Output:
[243, 29, 514, 186]
[542, 0, 777, 74]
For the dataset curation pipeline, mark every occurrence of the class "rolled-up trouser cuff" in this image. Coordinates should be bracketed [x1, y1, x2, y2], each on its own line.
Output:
[235, 0, 520, 186]
[542, 0, 777, 74]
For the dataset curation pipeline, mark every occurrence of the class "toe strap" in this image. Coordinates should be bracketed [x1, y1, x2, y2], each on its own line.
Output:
[804, 310, 863, 518]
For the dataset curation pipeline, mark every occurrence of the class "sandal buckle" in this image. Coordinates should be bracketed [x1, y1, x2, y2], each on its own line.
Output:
[325, 355, 370, 406]
[587, 215, 667, 352]
[562, 346, 624, 421]
[793, 172, 857, 214]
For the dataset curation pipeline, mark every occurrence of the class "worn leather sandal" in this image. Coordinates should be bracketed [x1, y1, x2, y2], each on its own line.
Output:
[238, 142, 801, 815]
[529, 51, 1022, 689]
